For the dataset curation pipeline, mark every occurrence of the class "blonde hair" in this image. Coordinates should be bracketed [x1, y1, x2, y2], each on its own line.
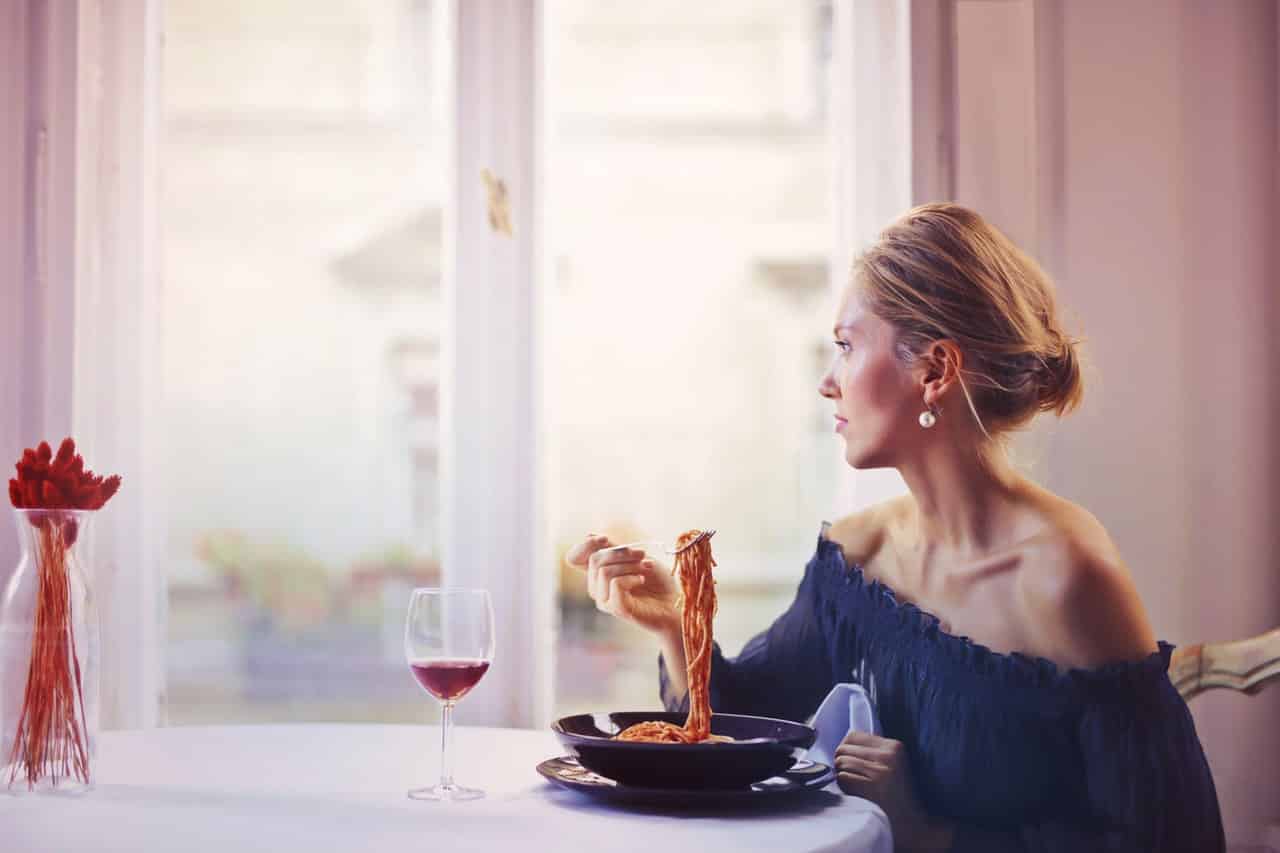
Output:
[854, 203, 1083, 434]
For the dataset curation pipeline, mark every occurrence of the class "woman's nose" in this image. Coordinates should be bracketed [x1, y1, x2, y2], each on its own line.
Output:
[818, 369, 838, 399]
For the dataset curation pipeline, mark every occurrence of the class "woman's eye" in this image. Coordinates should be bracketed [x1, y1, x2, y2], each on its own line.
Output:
[834, 339, 851, 353]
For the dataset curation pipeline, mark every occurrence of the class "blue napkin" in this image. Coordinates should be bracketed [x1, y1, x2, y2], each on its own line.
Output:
[806, 683, 881, 767]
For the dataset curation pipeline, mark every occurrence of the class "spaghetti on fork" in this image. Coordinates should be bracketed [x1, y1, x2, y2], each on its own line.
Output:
[616, 529, 725, 744]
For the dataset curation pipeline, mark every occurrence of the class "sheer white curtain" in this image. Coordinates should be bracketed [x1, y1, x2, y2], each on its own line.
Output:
[0, 0, 163, 729]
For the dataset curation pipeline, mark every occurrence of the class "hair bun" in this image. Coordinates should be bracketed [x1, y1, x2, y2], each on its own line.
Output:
[1036, 334, 1083, 416]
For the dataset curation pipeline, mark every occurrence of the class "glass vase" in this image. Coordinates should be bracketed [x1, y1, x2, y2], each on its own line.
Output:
[0, 509, 99, 794]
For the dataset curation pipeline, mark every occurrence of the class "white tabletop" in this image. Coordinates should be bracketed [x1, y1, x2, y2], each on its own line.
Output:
[1, 725, 892, 853]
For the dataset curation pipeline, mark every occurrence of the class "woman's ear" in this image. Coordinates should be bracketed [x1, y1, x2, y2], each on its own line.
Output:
[919, 340, 964, 407]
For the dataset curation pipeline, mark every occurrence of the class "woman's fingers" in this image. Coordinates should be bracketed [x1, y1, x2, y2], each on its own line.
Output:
[569, 535, 671, 620]
[837, 730, 893, 750]
[835, 754, 889, 776]
[835, 743, 894, 761]
[835, 744, 888, 795]
[604, 575, 646, 611]
[587, 547, 644, 602]
[595, 560, 650, 604]
[836, 771, 875, 796]
[836, 734, 900, 764]
[588, 545, 646, 571]
[566, 535, 612, 568]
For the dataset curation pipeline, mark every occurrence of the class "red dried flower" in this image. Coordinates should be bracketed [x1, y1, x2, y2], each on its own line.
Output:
[54, 438, 74, 467]
[94, 475, 122, 509]
[7, 438, 122, 511]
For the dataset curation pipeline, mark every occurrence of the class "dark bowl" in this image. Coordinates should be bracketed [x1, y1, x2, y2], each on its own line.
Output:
[552, 711, 816, 789]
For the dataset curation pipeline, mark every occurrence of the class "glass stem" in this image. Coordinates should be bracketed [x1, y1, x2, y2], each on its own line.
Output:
[439, 701, 455, 790]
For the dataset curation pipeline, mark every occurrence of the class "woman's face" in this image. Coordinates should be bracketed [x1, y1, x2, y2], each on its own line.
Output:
[819, 289, 924, 469]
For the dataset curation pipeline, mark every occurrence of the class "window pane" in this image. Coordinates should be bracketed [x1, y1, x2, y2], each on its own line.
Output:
[547, 1, 836, 716]
[161, 0, 451, 723]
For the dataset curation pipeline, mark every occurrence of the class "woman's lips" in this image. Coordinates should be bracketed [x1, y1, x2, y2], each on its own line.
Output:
[834, 415, 848, 432]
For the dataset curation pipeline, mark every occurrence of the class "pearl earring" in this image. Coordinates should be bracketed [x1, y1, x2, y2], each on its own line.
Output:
[918, 408, 937, 429]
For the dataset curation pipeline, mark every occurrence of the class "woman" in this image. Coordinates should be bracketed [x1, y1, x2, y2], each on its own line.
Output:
[566, 203, 1224, 852]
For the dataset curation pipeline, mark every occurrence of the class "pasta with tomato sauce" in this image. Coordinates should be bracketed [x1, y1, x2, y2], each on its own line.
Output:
[616, 530, 725, 744]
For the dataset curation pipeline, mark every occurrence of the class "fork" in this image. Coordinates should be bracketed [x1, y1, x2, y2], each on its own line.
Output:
[600, 529, 717, 559]
[668, 529, 716, 555]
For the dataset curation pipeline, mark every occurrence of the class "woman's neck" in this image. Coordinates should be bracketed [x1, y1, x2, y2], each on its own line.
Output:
[896, 434, 1026, 560]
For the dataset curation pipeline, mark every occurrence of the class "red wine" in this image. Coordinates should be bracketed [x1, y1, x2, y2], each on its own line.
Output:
[409, 658, 491, 702]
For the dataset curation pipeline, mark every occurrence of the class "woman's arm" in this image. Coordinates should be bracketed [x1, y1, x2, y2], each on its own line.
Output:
[655, 621, 688, 699]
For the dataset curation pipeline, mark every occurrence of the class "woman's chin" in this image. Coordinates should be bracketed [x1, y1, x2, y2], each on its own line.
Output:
[842, 442, 870, 469]
[843, 440, 891, 470]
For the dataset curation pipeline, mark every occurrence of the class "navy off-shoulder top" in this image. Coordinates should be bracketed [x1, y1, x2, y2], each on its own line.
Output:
[658, 528, 1225, 852]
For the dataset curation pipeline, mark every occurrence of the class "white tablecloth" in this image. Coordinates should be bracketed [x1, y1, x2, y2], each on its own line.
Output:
[1, 725, 892, 853]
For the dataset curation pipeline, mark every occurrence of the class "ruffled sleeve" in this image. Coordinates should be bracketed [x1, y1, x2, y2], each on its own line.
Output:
[658, 550, 837, 723]
[949, 644, 1225, 853]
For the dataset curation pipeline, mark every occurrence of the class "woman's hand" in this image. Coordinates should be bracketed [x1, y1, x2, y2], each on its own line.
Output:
[564, 535, 681, 637]
[835, 731, 955, 852]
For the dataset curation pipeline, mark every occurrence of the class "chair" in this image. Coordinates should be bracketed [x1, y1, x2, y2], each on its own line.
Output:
[1170, 628, 1280, 702]
[1172, 630, 1280, 852]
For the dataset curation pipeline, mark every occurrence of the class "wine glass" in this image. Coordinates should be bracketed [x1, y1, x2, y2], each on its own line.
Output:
[404, 587, 495, 801]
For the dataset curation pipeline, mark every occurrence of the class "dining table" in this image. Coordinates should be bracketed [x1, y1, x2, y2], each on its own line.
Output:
[2, 724, 893, 852]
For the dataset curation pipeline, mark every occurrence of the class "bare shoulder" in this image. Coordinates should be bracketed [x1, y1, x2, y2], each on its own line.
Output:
[826, 496, 911, 565]
[1018, 494, 1158, 669]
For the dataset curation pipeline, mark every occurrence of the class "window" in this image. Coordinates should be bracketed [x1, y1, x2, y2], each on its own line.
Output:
[6, 0, 921, 730]
[545, 1, 838, 716]
[160, 0, 452, 723]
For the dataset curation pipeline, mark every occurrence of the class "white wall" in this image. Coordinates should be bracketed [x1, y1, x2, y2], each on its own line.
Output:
[945, 0, 1280, 844]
